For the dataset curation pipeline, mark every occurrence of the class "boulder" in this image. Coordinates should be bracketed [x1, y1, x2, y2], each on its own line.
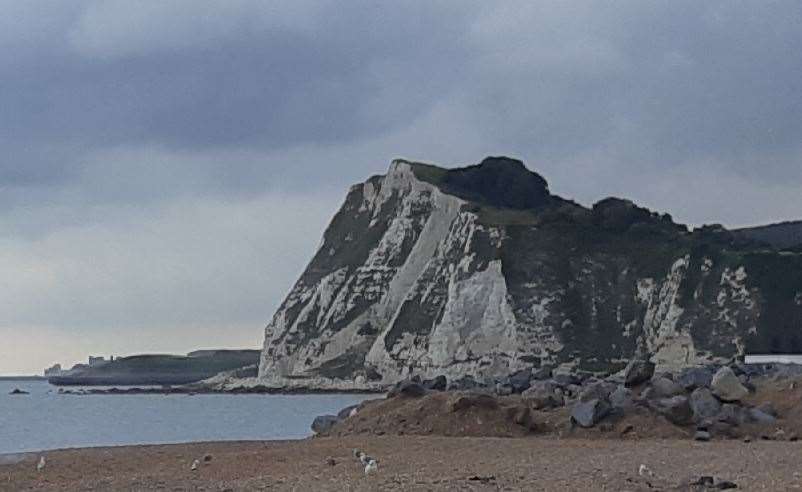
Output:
[717, 403, 746, 426]
[449, 393, 499, 412]
[422, 375, 447, 391]
[609, 386, 634, 409]
[388, 379, 426, 398]
[678, 367, 714, 391]
[756, 402, 778, 417]
[8, 388, 29, 395]
[531, 366, 553, 381]
[337, 404, 359, 420]
[311, 415, 339, 434]
[694, 430, 711, 442]
[689, 388, 721, 423]
[523, 385, 564, 409]
[507, 369, 533, 393]
[495, 382, 513, 396]
[579, 381, 617, 403]
[447, 375, 481, 391]
[623, 359, 655, 387]
[570, 399, 611, 428]
[650, 376, 685, 398]
[711, 367, 748, 402]
[552, 373, 580, 387]
[747, 407, 777, 424]
[652, 396, 693, 426]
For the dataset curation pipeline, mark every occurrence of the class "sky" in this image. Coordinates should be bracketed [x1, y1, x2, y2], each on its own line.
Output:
[2, 1, 802, 374]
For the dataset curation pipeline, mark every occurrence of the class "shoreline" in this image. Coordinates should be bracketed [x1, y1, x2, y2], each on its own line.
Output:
[3, 436, 800, 491]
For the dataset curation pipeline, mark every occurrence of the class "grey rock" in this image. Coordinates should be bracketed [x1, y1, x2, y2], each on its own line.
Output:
[711, 367, 749, 402]
[652, 396, 693, 426]
[623, 359, 655, 387]
[388, 379, 426, 398]
[507, 369, 533, 393]
[678, 367, 714, 391]
[447, 375, 481, 391]
[747, 407, 777, 424]
[579, 381, 617, 403]
[570, 399, 611, 428]
[756, 402, 778, 417]
[689, 388, 721, 423]
[552, 373, 580, 387]
[337, 404, 359, 420]
[650, 376, 685, 398]
[523, 386, 564, 409]
[609, 386, 634, 409]
[311, 415, 339, 434]
[531, 367, 553, 381]
[495, 382, 513, 396]
[694, 430, 711, 441]
[717, 403, 746, 426]
[423, 375, 447, 391]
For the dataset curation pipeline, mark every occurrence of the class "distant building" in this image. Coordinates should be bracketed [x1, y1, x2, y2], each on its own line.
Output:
[88, 356, 107, 367]
[44, 364, 63, 377]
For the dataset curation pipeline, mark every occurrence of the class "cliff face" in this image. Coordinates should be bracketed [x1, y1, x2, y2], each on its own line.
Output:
[259, 157, 802, 389]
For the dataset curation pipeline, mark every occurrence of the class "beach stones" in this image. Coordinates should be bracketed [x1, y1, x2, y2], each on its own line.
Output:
[388, 379, 426, 398]
[689, 388, 721, 423]
[711, 367, 748, 402]
[609, 386, 634, 409]
[678, 367, 714, 391]
[423, 375, 447, 391]
[570, 398, 611, 428]
[311, 415, 340, 434]
[623, 359, 655, 387]
[650, 376, 684, 398]
[652, 396, 693, 426]
[579, 381, 616, 403]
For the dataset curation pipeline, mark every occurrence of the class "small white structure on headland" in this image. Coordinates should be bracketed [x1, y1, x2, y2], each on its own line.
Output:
[744, 354, 802, 365]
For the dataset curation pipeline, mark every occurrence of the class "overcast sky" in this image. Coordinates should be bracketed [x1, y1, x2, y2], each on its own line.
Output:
[2, 1, 801, 374]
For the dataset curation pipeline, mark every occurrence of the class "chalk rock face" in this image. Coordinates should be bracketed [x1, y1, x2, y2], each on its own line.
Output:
[258, 157, 802, 390]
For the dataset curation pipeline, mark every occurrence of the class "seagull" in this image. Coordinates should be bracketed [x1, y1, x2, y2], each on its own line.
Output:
[364, 459, 378, 475]
[638, 464, 654, 477]
[359, 453, 373, 466]
[191, 459, 200, 471]
[36, 456, 46, 472]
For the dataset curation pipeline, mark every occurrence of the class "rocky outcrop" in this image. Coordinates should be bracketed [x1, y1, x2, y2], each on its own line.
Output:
[258, 157, 802, 390]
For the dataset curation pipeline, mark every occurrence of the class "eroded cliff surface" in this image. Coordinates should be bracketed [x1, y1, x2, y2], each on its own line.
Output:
[259, 157, 802, 389]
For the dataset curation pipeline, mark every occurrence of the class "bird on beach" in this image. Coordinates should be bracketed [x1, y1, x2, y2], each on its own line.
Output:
[638, 464, 654, 478]
[364, 459, 378, 475]
[191, 459, 200, 471]
[36, 456, 46, 472]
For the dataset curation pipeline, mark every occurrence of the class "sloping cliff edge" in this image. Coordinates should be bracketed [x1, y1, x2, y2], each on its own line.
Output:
[255, 157, 802, 391]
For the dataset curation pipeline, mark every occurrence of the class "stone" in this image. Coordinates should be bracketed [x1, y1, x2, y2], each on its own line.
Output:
[507, 369, 533, 393]
[579, 381, 617, 402]
[678, 367, 714, 391]
[326, 457, 337, 466]
[448, 376, 481, 391]
[449, 393, 498, 412]
[652, 396, 693, 426]
[552, 373, 580, 387]
[711, 367, 748, 402]
[311, 415, 339, 434]
[689, 388, 721, 423]
[650, 376, 685, 398]
[422, 375, 447, 391]
[495, 382, 513, 396]
[747, 407, 777, 424]
[717, 404, 745, 426]
[623, 359, 655, 387]
[694, 430, 711, 441]
[203, 454, 213, 462]
[757, 402, 778, 417]
[337, 404, 360, 420]
[8, 388, 29, 395]
[570, 399, 611, 428]
[523, 386, 564, 410]
[531, 367, 553, 380]
[609, 386, 634, 409]
[388, 380, 426, 398]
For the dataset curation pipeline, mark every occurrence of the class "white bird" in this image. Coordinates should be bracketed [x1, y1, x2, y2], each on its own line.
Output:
[359, 453, 372, 466]
[364, 459, 378, 475]
[36, 456, 46, 472]
[638, 464, 654, 477]
[191, 459, 200, 471]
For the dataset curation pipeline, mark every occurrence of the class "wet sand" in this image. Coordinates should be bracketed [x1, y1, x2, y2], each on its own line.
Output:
[3, 436, 801, 491]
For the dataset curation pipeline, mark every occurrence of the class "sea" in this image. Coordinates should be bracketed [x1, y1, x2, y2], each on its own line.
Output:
[0, 380, 373, 455]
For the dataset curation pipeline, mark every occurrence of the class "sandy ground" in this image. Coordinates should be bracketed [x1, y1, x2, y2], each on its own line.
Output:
[3, 436, 802, 491]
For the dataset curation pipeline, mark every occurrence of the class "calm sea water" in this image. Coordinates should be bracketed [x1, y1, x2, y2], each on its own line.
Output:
[0, 380, 373, 454]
